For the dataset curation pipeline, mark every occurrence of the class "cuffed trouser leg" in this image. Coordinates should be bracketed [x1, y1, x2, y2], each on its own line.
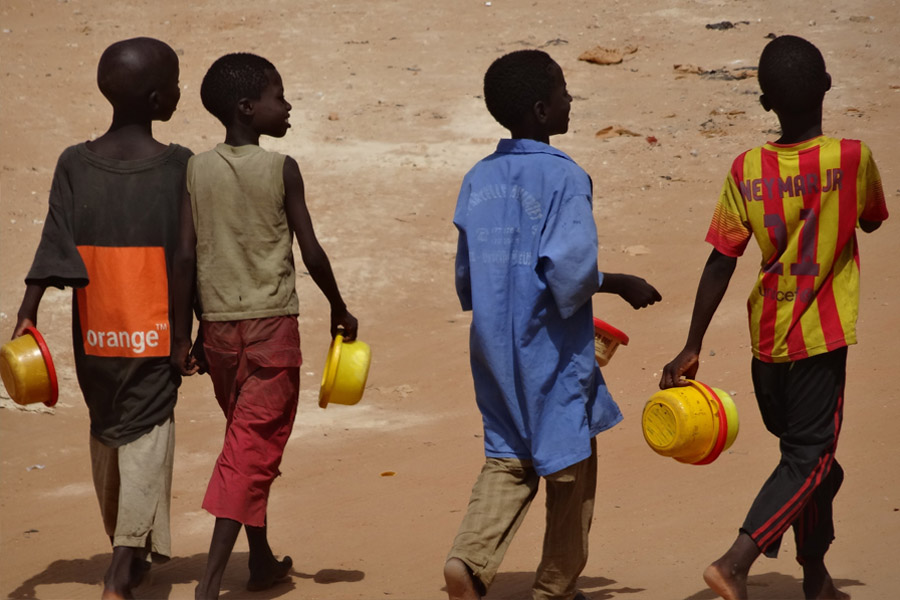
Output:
[447, 456, 540, 593]
[533, 437, 597, 600]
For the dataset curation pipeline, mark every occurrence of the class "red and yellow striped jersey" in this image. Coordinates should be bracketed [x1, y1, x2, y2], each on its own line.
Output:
[706, 136, 888, 362]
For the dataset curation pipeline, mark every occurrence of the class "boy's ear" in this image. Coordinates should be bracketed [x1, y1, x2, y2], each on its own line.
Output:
[147, 89, 166, 119]
[148, 90, 160, 111]
[532, 99, 548, 124]
[824, 72, 832, 93]
[759, 94, 772, 112]
[237, 97, 255, 117]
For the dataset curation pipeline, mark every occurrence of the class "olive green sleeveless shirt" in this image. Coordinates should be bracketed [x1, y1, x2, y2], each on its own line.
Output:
[187, 144, 299, 321]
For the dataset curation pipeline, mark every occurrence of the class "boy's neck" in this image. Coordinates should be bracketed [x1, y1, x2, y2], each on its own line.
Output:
[509, 129, 550, 145]
[87, 118, 166, 161]
[224, 122, 261, 147]
[774, 108, 824, 145]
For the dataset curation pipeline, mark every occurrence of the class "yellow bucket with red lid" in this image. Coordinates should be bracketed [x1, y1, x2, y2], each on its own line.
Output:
[0, 327, 59, 407]
[642, 380, 738, 465]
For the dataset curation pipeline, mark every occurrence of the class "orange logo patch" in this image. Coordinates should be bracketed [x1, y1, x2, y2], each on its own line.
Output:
[76, 246, 170, 358]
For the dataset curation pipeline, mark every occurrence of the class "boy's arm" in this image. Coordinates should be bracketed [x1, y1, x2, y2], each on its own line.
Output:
[283, 156, 358, 341]
[659, 248, 736, 388]
[170, 185, 202, 375]
[598, 273, 662, 309]
[11, 284, 47, 339]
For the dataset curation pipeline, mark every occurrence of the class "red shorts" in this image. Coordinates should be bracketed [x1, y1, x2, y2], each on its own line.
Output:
[201, 316, 302, 526]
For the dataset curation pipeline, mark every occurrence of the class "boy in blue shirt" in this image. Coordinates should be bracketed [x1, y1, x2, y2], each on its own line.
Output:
[444, 50, 661, 600]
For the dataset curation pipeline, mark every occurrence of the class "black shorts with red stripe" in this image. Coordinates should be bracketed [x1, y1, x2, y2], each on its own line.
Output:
[741, 346, 847, 561]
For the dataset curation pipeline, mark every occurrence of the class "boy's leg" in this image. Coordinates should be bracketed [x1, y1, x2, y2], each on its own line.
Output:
[90, 434, 121, 543]
[102, 546, 143, 600]
[195, 517, 242, 600]
[201, 317, 301, 528]
[742, 349, 846, 557]
[532, 438, 597, 600]
[91, 416, 175, 598]
[703, 533, 760, 600]
[245, 521, 293, 591]
[794, 459, 847, 600]
[115, 416, 176, 559]
[445, 457, 541, 598]
[199, 317, 300, 597]
[705, 349, 846, 599]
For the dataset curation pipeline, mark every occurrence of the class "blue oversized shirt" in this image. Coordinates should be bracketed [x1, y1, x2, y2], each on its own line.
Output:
[454, 139, 623, 476]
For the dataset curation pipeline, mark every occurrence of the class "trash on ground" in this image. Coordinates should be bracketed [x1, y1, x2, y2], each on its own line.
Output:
[579, 44, 638, 65]
[595, 125, 641, 139]
[705, 21, 749, 30]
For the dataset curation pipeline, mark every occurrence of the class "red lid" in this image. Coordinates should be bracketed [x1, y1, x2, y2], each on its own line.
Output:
[592, 317, 629, 345]
[689, 380, 728, 465]
[24, 326, 58, 407]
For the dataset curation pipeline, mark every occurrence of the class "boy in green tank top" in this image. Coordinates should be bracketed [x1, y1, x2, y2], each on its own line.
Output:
[171, 53, 358, 599]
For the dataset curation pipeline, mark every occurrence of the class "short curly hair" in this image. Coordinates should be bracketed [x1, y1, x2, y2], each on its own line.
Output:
[200, 52, 276, 126]
[483, 50, 557, 130]
[758, 35, 828, 115]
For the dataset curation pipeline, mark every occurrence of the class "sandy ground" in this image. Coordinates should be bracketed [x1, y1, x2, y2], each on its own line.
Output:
[1, 1, 898, 599]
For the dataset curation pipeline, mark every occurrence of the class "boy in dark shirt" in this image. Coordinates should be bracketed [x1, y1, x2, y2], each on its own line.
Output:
[12, 37, 190, 600]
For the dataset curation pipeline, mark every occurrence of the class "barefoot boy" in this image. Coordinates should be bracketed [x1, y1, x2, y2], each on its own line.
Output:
[660, 35, 888, 600]
[171, 52, 358, 599]
[11, 37, 190, 599]
[444, 50, 661, 600]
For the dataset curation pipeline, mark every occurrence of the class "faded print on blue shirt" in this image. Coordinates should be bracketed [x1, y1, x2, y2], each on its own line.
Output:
[454, 139, 622, 476]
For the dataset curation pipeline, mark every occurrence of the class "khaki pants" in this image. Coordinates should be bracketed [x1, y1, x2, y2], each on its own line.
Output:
[90, 415, 175, 559]
[448, 438, 597, 600]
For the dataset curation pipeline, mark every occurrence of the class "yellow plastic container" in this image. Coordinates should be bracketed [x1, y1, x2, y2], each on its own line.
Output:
[593, 318, 629, 367]
[318, 334, 371, 408]
[641, 380, 738, 465]
[0, 327, 59, 407]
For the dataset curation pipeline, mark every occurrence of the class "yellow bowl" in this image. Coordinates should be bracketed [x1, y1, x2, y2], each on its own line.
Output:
[0, 327, 59, 407]
[318, 334, 371, 408]
[641, 380, 738, 465]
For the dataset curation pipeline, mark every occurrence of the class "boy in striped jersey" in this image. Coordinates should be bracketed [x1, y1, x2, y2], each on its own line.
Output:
[660, 35, 888, 599]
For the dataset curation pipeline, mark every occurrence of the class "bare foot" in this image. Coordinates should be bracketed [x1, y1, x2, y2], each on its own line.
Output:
[803, 562, 850, 600]
[815, 582, 850, 600]
[100, 587, 132, 600]
[246, 555, 292, 591]
[703, 561, 748, 600]
[444, 558, 481, 600]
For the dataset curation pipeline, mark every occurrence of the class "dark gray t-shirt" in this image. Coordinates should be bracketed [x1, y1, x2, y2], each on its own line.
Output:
[26, 143, 192, 446]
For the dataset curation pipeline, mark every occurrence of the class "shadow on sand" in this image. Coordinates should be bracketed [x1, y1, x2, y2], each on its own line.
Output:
[682, 571, 864, 600]
[5, 551, 365, 599]
[441, 570, 864, 600]
[442, 573, 645, 600]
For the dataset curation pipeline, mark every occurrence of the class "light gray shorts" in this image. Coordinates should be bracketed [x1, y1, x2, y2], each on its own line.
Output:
[90, 415, 175, 559]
